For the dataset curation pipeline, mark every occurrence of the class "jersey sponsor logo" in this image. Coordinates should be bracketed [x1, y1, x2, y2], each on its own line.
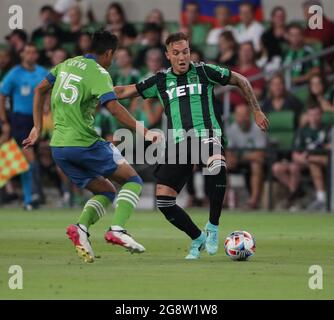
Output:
[166, 83, 202, 100]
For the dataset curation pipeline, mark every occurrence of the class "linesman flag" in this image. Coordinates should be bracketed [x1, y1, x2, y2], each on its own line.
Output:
[0, 138, 29, 187]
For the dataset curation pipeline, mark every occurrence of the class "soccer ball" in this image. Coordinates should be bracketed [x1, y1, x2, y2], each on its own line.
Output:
[224, 231, 256, 261]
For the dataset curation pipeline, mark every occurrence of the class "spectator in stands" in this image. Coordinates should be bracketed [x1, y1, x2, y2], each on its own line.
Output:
[145, 9, 169, 43]
[261, 6, 287, 60]
[5, 29, 28, 65]
[139, 49, 164, 128]
[105, 2, 136, 39]
[303, 0, 334, 49]
[183, 1, 211, 48]
[53, 0, 94, 24]
[31, 6, 62, 49]
[135, 23, 168, 69]
[206, 5, 233, 45]
[307, 74, 334, 112]
[262, 74, 303, 129]
[119, 24, 138, 47]
[0, 49, 14, 82]
[38, 28, 61, 68]
[273, 105, 331, 211]
[216, 31, 238, 67]
[190, 47, 204, 63]
[75, 32, 92, 55]
[231, 42, 265, 108]
[226, 104, 267, 209]
[51, 48, 69, 66]
[233, 2, 264, 52]
[0, 43, 48, 210]
[64, 5, 84, 44]
[113, 47, 140, 124]
[283, 23, 320, 86]
[257, 35, 282, 77]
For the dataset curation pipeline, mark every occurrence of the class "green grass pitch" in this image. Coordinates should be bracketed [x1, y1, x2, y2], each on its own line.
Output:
[0, 209, 333, 299]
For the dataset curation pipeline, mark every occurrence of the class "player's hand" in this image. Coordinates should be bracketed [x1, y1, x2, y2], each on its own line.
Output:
[254, 110, 269, 131]
[22, 127, 40, 149]
[145, 130, 164, 143]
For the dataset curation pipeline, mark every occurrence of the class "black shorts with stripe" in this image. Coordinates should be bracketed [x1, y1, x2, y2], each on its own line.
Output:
[154, 135, 225, 193]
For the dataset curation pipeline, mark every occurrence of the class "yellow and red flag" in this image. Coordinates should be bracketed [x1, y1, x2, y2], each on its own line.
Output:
[0, 139, 29, 187]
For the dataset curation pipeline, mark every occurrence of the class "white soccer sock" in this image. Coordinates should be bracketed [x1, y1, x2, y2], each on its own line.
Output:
[316, 191, 326, 202]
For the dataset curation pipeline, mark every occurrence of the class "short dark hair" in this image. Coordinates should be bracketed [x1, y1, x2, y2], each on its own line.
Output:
[91, 30, 118, 54]
[23, 42, 37, 50]
[287, 22, 304, 33]
[165, 32, 189, 47]
[142, 23, 162, 35]
[271, 6, 285, 17]
[40, 5, 54, 13]
[117, 46, 133, 58]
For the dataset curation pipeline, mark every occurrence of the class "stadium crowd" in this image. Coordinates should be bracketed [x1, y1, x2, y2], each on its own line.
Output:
[0, 0, 333, 211]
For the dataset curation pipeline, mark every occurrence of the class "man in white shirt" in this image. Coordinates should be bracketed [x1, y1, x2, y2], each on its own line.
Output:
[54, 0, 94, 24]
[206, 5, 233, 45]
[233, 2, 264, 52]
[226, 104, 267, 209]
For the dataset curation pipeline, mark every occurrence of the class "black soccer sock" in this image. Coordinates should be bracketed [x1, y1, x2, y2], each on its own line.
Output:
[207, 159, 227, 226]
[156, 196, 202, 240]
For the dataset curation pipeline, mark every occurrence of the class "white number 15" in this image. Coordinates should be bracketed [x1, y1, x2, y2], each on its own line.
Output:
[57, 71, 82, 104]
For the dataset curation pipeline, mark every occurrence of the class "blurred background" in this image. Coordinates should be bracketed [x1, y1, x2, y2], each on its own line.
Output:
[0, 0, 333, 212]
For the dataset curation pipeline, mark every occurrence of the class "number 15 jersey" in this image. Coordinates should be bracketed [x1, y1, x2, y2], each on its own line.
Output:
[46, 54, 116, 147]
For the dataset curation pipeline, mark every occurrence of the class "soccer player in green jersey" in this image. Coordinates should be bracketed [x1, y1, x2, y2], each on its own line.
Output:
[23, 31, 160, 263]
[115, 32, 269, 259]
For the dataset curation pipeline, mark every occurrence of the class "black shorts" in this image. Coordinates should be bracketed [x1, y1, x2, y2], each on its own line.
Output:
[155, 135, 225, 193]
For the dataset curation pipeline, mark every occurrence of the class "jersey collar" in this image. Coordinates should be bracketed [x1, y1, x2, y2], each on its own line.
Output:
[171, 62, 194, 76]
[84, 54, 97, 61]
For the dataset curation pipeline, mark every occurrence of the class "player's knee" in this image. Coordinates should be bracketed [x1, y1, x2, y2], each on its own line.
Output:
[207, 158, 227, 176]
[95, 191, 116, 202]
[126, 175, 143, 185]
[156, 196, 176, 220]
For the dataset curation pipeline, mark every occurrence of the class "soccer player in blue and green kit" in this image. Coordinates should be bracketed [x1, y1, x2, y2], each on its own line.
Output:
[23, 30, 161, 263]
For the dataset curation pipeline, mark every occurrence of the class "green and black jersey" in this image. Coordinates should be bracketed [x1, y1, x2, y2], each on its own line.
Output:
[136, 62, 231, 143]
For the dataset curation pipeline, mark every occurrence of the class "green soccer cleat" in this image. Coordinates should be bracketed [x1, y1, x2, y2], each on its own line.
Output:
[205, 222, 219, 255]
[185, 232, 206, 260]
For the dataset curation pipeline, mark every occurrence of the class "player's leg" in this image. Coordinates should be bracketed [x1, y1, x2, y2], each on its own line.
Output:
[66, 176, 117, 263]
[51, 145, 116, 263]
[20, 147, 34, 210]
[155, 164, 206, 260]
[204, 154, 227, 255]
[105, 162, 145, 253]
[307, 155, 328, 210]
[200, 136, 227, 255]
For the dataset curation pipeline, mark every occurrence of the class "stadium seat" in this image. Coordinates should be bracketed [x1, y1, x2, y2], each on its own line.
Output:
[267, 111, 295, 150]
[322, 112, 334, 128]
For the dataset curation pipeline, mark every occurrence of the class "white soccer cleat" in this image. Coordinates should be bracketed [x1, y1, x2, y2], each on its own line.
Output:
[66, 224, 94, 263]
[104, 226, 145, 254]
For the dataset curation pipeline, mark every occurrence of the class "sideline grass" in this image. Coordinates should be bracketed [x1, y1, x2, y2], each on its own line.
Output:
[0, 209, 333, 299]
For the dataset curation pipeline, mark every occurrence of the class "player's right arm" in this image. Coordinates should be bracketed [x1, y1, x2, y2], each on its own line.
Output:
[23, 65, 56, 148]
[115, 74, 159, 100]
[114, 84, 140, 99]
[23, 79, 52, 148]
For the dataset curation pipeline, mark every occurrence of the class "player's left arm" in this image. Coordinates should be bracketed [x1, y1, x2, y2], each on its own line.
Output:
[228, 71, 269, 132]
[105, 100, 161, 142]
[23, 79, 52, 148]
